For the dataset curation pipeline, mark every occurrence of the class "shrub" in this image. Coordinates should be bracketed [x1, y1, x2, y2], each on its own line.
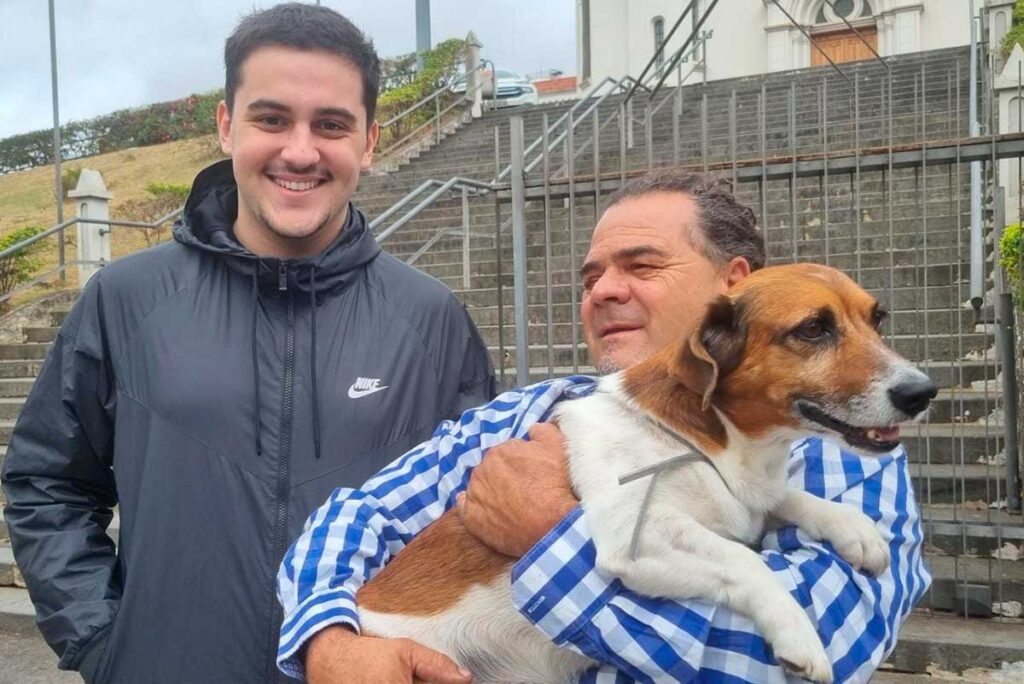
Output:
[375, 38, 468, 148]
[1001, 222, 1024, 299]
[1003, 0, 1024, 57]
[121, 184, 188, 248]
[144, 181, 190, 202]
[0, 226, 46, 304]
[61, 167, 82, 197]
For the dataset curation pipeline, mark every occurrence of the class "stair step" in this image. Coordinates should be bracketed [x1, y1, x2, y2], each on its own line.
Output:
[884, 613, 1024, 676]
[0, 586, 34, 632]
[0, 344, 49, 361]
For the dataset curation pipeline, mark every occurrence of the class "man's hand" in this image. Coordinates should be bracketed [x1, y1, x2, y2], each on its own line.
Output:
[305, 625, 473, 684]
[456, 423, 579, 557]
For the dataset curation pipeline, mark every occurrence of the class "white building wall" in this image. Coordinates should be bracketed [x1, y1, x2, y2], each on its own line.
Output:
[916, 1, 972, 52]
[579, 0, 973, 88]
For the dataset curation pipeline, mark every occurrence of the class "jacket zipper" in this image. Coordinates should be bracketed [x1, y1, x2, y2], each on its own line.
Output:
[266, 260, 295, 682]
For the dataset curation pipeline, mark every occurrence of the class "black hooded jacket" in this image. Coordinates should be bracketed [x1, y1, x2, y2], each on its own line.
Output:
[1, 159, 497, 683]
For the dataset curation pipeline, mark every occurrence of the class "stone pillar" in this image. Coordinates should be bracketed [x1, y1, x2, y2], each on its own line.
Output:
[988, 0, 1016, 72]
[68, 169, 112, 287]
[996, 45, 1024, 228]
[464, 31, 483, 118]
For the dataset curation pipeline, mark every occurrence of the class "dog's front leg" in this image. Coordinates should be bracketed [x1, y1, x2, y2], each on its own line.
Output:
[593, 520, 834, 684]
[772, 490, 890, 576]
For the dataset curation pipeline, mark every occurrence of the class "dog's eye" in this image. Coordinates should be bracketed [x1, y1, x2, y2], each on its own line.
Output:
[871, 309, 889, 332]
[793, 319, 830, 341]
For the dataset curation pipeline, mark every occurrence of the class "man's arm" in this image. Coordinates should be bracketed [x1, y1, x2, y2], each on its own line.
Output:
[508, 438, 929, 683]
[275, 378, 585, 679]
[1, 281, 120, 679]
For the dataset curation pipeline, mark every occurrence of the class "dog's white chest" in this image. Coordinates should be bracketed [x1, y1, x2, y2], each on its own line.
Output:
[555, 390, 771, 548]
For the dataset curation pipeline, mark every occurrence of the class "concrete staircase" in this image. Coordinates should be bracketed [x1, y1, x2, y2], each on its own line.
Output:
[3, 46, 1023, 675]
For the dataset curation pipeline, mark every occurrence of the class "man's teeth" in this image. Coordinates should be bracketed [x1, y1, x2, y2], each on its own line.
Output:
[274, 178, 319, 191]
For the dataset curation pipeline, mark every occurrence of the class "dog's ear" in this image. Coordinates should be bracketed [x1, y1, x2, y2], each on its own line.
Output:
[671, 295, 747, 411]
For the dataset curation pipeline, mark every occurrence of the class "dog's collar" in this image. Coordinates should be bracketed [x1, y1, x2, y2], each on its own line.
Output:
[610, 399, 734, 560]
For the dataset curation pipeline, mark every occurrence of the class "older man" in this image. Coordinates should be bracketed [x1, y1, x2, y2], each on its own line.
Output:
[277, 171, 929, 683]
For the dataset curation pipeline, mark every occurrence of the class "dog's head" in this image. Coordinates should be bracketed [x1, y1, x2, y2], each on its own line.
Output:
[668, 263, 936, 455]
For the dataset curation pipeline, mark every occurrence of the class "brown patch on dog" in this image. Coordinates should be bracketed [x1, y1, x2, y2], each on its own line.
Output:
[621, 345, 730, 455]
[622, 263, 892, 452]
[357, 508, 513, 617]
[708, 264, 890, 442]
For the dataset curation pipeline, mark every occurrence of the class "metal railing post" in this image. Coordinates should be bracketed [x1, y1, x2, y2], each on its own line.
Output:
[627, 98, 635, 149]
[645, 103, 653, 169]
[509, 116, 530, 386]
[999, 291, 1022, 512]
[673, 85, 681, 166]
[994, 187, 1021, 510]
[49, 0, 64, 280]
[461, 186, 471, 290]
[436, 95, 442, 144]
[969, 2, 984, 312]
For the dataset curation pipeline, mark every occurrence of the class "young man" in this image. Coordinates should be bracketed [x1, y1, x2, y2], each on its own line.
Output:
[1, 5, 495, 683]
[279, 172, 929, 683]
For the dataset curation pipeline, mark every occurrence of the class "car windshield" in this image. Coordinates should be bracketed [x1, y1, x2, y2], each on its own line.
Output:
[495, 70, 522, 80]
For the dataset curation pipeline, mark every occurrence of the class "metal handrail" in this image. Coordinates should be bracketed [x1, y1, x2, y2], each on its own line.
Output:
[379, 63, 487, 128]
[0, 208, 181, 304]
[0, 208, 181, 262]
[497, 75, 649, 182]
[374, 176, 491, 243]
[373, 71, 658, 259]
[377, 81, 486, 158]
[372, 72, 646, 242]
[522, 74, 649, 177]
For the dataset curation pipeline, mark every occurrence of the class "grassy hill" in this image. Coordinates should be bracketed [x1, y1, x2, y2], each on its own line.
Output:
[0, 135, 224, 239]
[0, 135, 224, 307]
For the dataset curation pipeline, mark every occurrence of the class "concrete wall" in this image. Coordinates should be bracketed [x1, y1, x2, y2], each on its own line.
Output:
[578, 0, 973, 87]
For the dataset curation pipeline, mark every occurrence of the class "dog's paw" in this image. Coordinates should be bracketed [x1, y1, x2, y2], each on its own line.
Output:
[769, 617, 833, 683]
[821, 504, 891, 576]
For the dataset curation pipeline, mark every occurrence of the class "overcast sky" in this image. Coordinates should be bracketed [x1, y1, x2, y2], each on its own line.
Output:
[0, 0, 577, 139]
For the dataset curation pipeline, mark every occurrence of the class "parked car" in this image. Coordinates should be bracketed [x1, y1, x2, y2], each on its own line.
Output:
[451, 69, 538, 108]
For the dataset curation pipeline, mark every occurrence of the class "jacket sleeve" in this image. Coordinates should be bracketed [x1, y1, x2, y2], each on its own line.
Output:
[276, 381, 569, 679]
[1, 279, 120, 674]
[442, 299, 498, 418]
[510, 440, 931, 683]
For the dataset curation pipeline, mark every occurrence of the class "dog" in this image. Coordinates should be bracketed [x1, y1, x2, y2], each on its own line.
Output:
[355, 263, 937, 683]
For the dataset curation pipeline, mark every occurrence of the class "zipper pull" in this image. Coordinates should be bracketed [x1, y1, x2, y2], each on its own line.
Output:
[278, 262, 288, 291]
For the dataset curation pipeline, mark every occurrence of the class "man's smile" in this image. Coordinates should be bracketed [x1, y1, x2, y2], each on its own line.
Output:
[266, 173, 329, 194]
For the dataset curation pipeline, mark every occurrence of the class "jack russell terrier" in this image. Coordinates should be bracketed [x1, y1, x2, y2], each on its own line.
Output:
[355, 262, 937, 684]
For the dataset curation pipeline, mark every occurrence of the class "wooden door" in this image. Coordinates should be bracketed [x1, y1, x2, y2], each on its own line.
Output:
[811, 27, 878, 66]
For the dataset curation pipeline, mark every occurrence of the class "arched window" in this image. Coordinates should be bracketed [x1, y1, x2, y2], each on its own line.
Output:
[653, 16, 666, 74]
[1010, 97, 1023, 134]
[815, 0, 873, 25]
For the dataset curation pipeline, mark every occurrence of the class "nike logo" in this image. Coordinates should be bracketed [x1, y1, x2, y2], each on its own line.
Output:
[348, 377, 389, 399]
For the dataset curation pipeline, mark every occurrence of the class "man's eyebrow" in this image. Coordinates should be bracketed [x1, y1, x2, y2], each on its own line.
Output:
[246, 99, 290, 113]
[579, 245, 667, 278]
[245, 101, 358, 126]
[314, 107, 358, 125]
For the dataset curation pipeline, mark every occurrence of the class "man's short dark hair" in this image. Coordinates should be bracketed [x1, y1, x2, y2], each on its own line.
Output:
[607, 170, 766, 271]
[224, 3, 381, 124]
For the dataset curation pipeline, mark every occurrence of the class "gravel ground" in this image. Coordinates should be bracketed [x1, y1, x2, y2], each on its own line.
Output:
[0, 628, 77, 684]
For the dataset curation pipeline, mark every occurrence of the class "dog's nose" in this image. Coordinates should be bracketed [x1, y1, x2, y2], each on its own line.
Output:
[889, 377, 938, 416]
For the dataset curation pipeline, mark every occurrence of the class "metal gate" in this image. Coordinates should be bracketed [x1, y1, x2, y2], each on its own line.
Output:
[489, 39, 1023, 617]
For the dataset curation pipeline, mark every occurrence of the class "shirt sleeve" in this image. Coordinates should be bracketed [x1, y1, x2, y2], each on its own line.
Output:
[510, 439, 931, 683]
[275, 380, 575, 679]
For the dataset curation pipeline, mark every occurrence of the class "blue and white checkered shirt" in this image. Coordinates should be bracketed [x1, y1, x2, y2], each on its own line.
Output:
[277, 376, 930, 682]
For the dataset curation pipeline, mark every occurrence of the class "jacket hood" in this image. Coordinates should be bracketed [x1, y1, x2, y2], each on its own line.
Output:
[173, 159, 381, 297]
